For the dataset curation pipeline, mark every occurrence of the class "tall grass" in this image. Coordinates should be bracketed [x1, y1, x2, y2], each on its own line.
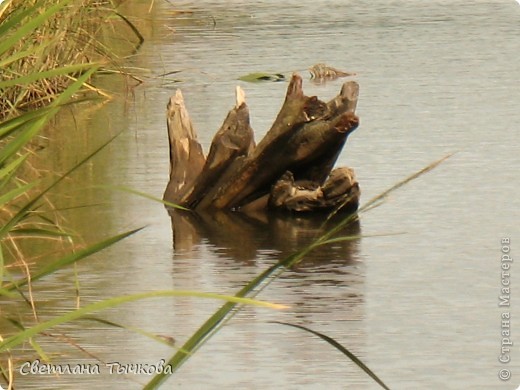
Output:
[0, 0, 139, 384]
[0, 3, 286, 388]
[0, 0, 143, 275]
[0, 0, 143, 119]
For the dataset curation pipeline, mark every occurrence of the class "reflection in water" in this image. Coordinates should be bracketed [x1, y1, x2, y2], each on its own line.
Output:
[167, 208, 367, 388]
[168, 208, 365, 321]
[169, 208, 361, 264]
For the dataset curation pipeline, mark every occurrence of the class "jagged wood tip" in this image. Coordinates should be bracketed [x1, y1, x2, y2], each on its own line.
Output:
[235, 86, 246, 108]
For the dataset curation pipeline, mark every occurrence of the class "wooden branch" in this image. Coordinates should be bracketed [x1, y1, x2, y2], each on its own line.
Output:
[184, 87, 255, 209]
[163, 90, 205, 203]
[327, 80, 359, 115]
[209, 74, 330, 210]
[302, 81, 359, 183]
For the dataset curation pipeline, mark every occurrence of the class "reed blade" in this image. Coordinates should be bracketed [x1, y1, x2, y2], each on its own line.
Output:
[0, 0, 73, 57]
[273, 321, 391, 390]
[0, 290, 284, 352]
[4, 228, 144, 292]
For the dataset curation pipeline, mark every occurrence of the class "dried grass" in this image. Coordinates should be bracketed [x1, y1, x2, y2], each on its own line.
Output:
[0, 0, 141, 119]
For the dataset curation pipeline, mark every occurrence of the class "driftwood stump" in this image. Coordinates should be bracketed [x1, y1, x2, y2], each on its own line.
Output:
[164, 74, 360, 214]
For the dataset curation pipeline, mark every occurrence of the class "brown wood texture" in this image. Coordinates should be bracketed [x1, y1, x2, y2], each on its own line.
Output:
[164, 75, 361, 214]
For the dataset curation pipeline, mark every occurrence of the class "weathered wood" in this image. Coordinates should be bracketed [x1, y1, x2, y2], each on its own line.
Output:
[208, 78, 359, 210]
[163, 90, 205, 203]
[303, 81, 359, 184]
[327, 80, 359, 115]
[226, 111, 358, 208]
[282, 111, 358, 181]
[268, 167, 359, 212]
[163, 74, 361, 214]
[208, 74, 327, 210]
[179, 87, 255, 209]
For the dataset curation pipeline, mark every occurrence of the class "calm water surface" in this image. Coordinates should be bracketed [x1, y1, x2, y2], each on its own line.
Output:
[4, 1, 520, 389]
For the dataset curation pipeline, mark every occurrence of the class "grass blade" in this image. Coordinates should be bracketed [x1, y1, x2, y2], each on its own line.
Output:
[0, 291, 285, 352]
[0, 0, 72, 57]
[48, 66, 99, 108]
[8, 227, 73, 238]
[144, 244, 318, 388]
[93, 185, 189, 210]
[0, 108, 57, 167]
[0, 181, 38, 208]
[113, 11, 144, 50]
[81, 316, 178, 349]
[0, 116, 114, 240]
[0, 106, 55, 140]
[0, 181, 38, 207]
[0, 0, 37, 37]
[0, 63, 96, 89]
[0, 48, 36, 68]
[4, 227, 144, 291]
[0, 66, 98, 168]
[273, 321, 391, 390]
[29, 337, 51, 363]
[0, 153, 29, 188]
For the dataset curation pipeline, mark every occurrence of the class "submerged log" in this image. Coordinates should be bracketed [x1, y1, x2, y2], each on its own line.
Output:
[163, 74, 361, 214]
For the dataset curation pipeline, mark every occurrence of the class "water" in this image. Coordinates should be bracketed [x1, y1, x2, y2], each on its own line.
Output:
[3, 0, 520, 389]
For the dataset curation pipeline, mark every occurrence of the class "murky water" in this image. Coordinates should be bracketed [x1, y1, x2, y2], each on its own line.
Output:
[3, 0, 520, 389]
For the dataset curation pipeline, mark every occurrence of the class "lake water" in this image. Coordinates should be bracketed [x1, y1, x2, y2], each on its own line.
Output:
[3, 0, 520, 389]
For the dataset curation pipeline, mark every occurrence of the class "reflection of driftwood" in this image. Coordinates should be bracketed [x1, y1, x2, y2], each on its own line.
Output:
[163, 74, 360, 213]
[169, 209, 360, 264]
